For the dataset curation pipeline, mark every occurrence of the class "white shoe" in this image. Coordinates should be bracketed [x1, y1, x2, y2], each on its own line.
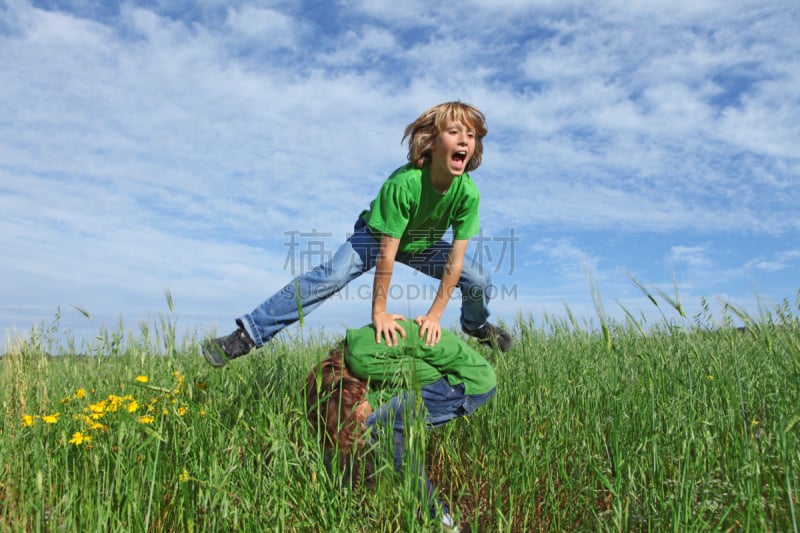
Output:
[441, 513, 461, 532]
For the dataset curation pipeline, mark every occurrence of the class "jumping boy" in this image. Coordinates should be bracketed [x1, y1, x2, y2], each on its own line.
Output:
[203, 102, 513, 367]
[305, 319, 497, 530]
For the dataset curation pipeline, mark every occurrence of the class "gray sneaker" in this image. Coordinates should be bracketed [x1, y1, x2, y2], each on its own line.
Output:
[462, 322, 513, 351]
[202, 320, 255, 367]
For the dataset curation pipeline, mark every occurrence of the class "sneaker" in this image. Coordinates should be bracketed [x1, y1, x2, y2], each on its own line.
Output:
[441, 513, 461, 532]
[202, 320, 255, 367]
[462, 322, 513, 351]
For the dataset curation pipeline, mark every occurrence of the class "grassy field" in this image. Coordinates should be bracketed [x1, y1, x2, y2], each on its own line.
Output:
[2, 291, 798, 532]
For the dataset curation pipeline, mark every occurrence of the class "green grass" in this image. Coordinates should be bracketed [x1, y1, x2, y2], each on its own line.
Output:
[2, 290, 799, 532]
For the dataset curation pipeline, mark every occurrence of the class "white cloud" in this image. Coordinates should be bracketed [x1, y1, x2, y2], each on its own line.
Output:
[745, 250, 800, 273]
[531, 238, 599, 276]
[225, 6, 300, 46]
[1, 0, 797, 347]
[667, 245, 711, 269]
[317, 26, 398, 67]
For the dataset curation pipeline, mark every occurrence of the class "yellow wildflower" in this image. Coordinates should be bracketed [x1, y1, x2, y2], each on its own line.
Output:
[177, 406, 188, 417]
[107, 395, 124, 412]
[138, 415, 155, 425]
[42, 413, 60, 425]
[127, 401, 139, 413]
[74, 388, 86, 399]
[179, 469, 190, 483]
[135, 375, 149, 383]
[89, 400, 107, 414]
[22, 415, 36, 427]
[68, 432, 91, 446]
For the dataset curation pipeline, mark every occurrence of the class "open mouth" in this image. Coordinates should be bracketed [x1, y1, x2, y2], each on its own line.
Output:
[452, 151, 468, 164]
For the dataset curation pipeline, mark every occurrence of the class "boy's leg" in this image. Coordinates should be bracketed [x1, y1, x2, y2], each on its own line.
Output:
[366, 379, 496, 523]
[242, 218, 381, 345]
[400, 241, 513, 351]
[240, 244, 363, 346]
[399, 240, 491, 328]
[420, 379, 495, 526]
[203, 219, 380, 366]
[367, 390, 444, 522]
[421, 379, 496, 427]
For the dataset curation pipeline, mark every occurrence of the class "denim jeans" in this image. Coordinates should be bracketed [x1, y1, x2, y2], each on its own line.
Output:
[240, 218, 492, 346]
[365, 378, 497, 519]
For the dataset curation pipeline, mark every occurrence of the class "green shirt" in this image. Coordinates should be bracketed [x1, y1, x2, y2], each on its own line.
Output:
[345, 320, 496, 407]
[359, 164, 481, 255]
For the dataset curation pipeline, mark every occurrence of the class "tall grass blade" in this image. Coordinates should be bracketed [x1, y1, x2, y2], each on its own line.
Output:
[71, 305, 92, 320]
[587, 270, 611, 351]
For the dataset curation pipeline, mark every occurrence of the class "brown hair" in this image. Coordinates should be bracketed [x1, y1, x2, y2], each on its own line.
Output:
[305, 349, 368, 452]
[403, 101, 488, 172]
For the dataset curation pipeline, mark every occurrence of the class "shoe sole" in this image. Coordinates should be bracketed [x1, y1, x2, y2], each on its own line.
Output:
[476, 338, 513, 351]
[202, 344, 228, 368]
[464, 327, 514, 352]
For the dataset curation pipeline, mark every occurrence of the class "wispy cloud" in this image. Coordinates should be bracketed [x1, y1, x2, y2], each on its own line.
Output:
[1, 0, 797, 346]
[667, 245, 712, 269]
[744, 250, 800, 274]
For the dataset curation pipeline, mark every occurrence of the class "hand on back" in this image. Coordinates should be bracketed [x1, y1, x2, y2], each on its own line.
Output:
[373, 312, 407, 346]
[415, 315, 442, 346]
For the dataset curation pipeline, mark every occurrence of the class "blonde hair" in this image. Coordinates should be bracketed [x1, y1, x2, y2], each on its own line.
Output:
[403, 101, 488, 172]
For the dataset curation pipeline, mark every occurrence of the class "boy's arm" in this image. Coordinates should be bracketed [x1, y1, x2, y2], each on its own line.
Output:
[415, 238, 468, 346]
[372, 234, 407, 346]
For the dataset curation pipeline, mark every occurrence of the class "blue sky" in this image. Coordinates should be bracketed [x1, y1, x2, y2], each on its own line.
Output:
[1, 0, 798, 351]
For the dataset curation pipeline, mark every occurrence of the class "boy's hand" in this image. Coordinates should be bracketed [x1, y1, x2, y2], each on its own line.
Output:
[373, 312, 407, 346]
[415, 315, 442, 346]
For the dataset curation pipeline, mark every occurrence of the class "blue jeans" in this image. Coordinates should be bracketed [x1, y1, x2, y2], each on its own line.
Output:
[240, 218, 492, 346]
[365, 378, 497, 519]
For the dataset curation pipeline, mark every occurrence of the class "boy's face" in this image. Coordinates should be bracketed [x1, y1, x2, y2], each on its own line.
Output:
[354, 399, 372, 424]
[430, 119, 476, 181]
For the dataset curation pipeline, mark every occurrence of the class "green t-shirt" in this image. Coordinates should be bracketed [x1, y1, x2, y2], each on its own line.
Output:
[344, 320, 496, 408]
[359, 164, 481, 255]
